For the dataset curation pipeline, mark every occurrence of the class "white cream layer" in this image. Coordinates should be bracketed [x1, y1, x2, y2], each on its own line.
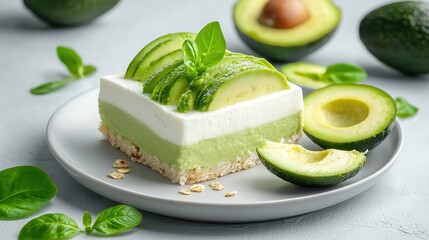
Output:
[99, 74, 303, 146]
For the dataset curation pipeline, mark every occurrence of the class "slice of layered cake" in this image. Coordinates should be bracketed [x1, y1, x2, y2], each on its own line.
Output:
[98, 22, 303, 185]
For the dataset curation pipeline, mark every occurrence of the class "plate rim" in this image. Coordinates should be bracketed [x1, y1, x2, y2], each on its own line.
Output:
[46, 87, 403, 218]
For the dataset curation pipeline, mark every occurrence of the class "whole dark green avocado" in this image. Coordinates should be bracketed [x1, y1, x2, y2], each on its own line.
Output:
[23, 0, 120, 27]
[359, 1, 429, 75]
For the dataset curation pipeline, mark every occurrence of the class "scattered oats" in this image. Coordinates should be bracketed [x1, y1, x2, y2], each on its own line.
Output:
[113, 159, 129, 168]
[190, 184, 205, 192]
[212, 183, 224, 191]
[225, 191, 237, 197]
[116, 168, 131, 174]
[209, 181, 220, 187]
[179, 189, 191, 195]
[108, 171, 125, 179]
[209, 182, 224, 191]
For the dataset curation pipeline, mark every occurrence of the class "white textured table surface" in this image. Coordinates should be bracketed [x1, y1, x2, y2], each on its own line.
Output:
[1, 0, 429, 239]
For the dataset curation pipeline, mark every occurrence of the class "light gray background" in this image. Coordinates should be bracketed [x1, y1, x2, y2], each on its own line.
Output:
[1, 0, 428, 239]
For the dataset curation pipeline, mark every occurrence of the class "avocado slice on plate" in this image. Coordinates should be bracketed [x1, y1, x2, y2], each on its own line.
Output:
[233, 0, 341, 61]
[257, 141, 367, 187]
[303, 84, 397, 152]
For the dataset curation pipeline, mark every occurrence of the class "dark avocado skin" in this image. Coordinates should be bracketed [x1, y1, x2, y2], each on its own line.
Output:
[236, 26, 337, 62]
[305, 120, 395, 153]
[23, 0, 120, 27]
[359, 1, 429, 75]
[257, 151, 365, 187]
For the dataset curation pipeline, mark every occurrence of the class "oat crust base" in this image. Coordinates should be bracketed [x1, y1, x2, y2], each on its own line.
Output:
[99, 123, 300, 185]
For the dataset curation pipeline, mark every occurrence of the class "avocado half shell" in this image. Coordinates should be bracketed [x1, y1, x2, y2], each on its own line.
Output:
[233, 0, 341, 62]
[23, 0, 120, 27]
[303, 84, 397, 152]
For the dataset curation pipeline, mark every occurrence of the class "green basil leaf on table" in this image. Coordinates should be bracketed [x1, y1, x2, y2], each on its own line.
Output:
[0, 166, 57, 220]
[396, 97, 418, 118]
[83, 210, 93, 233]
[30, 46, 97, 95]
[82, 65, 97, 76]
[30, 76, 76, 95]
[18, 213, 80, 240]
[322, 63, 367, 83]
[92, 204, 142, 235]
[57, 46, 83, 78]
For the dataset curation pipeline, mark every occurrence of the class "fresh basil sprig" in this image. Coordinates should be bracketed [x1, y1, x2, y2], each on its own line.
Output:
[30, 46, 96, 95]
[18, 205, 142, 240]
[396, 97, 418, 118]
[182, 21, 226, 79]
[18, 213, 80, 240]
[91, 204, 142, 235]
[322, 63, 367, 83]
[295, 63, 367, 84]
[0, 166, 57, 220]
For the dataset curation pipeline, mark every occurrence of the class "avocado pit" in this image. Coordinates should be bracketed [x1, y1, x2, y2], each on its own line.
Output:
[259, 0, 310, 29]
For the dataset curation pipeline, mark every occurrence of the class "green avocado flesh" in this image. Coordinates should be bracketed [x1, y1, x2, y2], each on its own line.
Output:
[233, 0, 341, 61]
[281, 62, 328, 89]
[99, 101, 302, 170]
[143, 60, 183, 94]
[257, 141, 366, 187]
[127, 29, 290, 113]
[359, 1, 429, 75]
[174, 58, 288, 112]
[198, 68, 289, 111]
[125, 32, 195, 79]
[304, 84, 396, 152]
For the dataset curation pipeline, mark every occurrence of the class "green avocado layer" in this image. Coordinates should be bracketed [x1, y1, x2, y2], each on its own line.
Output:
[99, 100, 302, 170]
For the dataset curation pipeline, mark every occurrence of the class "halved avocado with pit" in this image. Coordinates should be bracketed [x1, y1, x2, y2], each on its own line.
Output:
[233, 0, 341, 61]
[303, 84, 397, 152]
[257, 142, 367, 187]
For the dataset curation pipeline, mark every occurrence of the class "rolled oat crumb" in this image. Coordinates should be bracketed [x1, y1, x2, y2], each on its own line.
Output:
[190, 184, 205, 192]
[209, 181, 221, 187]
[179, 189, 191, 195]
[225, 191, 237, 197]
[113, 159, 129, 168]
[116, 168, 131, 174]
[209, 182, 224, 191]
[213, 184, 224, 191]
[108, 172, 125, 179]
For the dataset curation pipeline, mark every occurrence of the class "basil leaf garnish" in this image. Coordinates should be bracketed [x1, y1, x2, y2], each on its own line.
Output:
[92, 205, 142, 235]
[181, 21, 226, 79]
[194, 21, 226, 67]
[18, 213, 80, 240]
[57, 46, 83, 78]
[30, 76, 75, 95]
[30, 46, 96, 95]
[322, 63, 367, 83]
[83, 211, 93, 233]
[396, 97, 418, 118]
[0, 166, 57, 220]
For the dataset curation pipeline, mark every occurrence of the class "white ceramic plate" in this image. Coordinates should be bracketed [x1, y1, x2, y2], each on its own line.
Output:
[47, 88, 403, 223]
